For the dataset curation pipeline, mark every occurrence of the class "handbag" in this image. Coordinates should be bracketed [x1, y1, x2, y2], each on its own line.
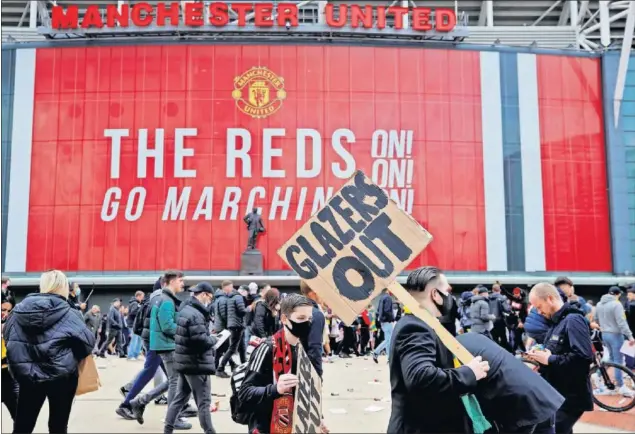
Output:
[76, 355, 101, 396]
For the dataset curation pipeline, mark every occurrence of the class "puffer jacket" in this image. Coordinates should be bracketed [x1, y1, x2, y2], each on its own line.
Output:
[174, 297, 217, 375]
[488, 292, 510, 322]
[212, 289, 227, 333]
[250, 300, 277, 338]
[149, 289, 181, 352]
[126, 298, 141, 328]
[223, 290, 246, 329]
[4, 293, 95, 383]
[141, 289, 162, 345]
[469, 295, 495, 333]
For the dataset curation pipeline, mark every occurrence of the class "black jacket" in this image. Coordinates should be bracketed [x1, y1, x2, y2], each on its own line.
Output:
[68, 293, 83, 311]
[307, 299, 325, 378]
[540, 303, 594, 413]
[174, 297, 217, 375]
[457, 333, 564, 430]
[141, 289, 164, 345]
[4, 293, 95, 383]
[107, 305, 124, 331]
[250, 301, 277, 338]
[223, 290, 246, 329]
[126, 298, 141, 329]
[212, 289, 227, 332]
[378, 293, 395, 323]
[488, 292, 510, 322]
[84, 311, 101, 334]
[388, 314, 477, 433]
[238, 341, 297, 434]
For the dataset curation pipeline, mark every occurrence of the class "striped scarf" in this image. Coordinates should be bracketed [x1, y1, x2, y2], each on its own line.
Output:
[270, 328, 294, 434]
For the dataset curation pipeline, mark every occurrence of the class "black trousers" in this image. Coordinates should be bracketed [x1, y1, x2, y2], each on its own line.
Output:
[219, 328, 246, 370]
[2, 368, 19, 421]
[511, 326, 526, 353]
[359, 328, 370, 354]
[555, 409, 583, 434]
[98, 329, 121, 356]
[338, 327, 359, 356]
[13, 375, 78, 434]
[491, 321, 511, 352]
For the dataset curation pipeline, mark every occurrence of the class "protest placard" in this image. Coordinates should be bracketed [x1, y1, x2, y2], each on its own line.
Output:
[277, 170, 474, 364]
[292, 344, 322, 434]
[277, 170, 433, 325]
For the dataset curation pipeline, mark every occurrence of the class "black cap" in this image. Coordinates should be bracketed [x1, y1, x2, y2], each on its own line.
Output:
[112, 297, 121, 303]
[478, 286, 488, 294]
[192, 282, 214, 294]
[627, 285, 635, 294]
[608, 286, 622, 295]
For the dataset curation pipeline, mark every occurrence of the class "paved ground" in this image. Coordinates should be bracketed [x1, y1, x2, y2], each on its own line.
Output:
[1, 356, 630, 433]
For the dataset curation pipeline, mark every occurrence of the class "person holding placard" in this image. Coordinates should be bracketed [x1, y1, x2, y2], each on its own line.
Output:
[387, 266, 490, 434]
[237, 294, 329, 434]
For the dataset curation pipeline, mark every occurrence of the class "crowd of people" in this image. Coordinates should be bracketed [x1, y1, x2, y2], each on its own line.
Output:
[1, 270, 634, 434]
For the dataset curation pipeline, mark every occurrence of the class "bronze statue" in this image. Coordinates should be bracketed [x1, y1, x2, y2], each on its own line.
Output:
[244, 208, 265, 250]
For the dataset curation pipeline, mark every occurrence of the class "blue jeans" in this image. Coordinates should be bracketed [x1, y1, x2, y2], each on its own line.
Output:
[127, 330, 142, 359]
[603, 332, 625, 387]
[123, 346, 163, 405]
[373, 322, 394, 361]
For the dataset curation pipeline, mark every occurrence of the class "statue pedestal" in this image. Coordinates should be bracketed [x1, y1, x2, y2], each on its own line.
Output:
[240, 249, 264, 276]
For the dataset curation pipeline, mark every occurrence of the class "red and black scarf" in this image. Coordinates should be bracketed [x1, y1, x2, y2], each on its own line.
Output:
[270, 328, 294, 434]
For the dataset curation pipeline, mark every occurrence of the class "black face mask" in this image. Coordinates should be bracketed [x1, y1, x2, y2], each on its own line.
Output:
[285, 319, 312, 341]
[434, 289, 453, 317]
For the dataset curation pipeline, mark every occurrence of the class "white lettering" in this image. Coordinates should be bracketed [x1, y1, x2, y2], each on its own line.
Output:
[297, 129, 322, 178]
[174, 128, 197, 178]
[263, 128, 286, 178]
[371, 159, 389, 188]
[371, 130, 388, 158]
[226, 128, 252, 178]
[162, 186, 191, 221]
[246, 186, 266, 215]
[220, 187, 241, 220]
[137, 128, 164, 178]
[331, 129, 356, 179]
[311, 187, 334, 216]
[389, 159, 407, 188]
[296, 187, 308, 220]
[193, 187, 214, 221]
[101, 187, 121, 221]
[388, 130, 407, 158]
[125, 187, 146, 221]
[105, 129, 128, 179]
[269, 186, 293, 220]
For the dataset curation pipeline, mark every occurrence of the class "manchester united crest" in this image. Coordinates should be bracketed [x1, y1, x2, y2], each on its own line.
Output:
[232, 67, 286, 119]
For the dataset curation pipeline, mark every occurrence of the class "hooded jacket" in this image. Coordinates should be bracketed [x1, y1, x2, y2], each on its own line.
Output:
[141, 289, 163, 345]
[469, 295, 495, 333]
[126, 297, 142, 329]
[596, 294, 633, 339]
[4, 293, 95, 383]
[174, 296, 218, 375]
[488, 292, 510, 322]
[458, 292, 473, 329]
[223, 290, 246, 329]
[540, 302, 593, 413]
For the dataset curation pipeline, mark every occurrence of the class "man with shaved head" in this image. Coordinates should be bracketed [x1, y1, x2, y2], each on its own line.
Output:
[526, 283, 593, 434]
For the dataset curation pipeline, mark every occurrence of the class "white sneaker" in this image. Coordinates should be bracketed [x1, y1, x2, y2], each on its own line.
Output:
[618, 385, 635, 397]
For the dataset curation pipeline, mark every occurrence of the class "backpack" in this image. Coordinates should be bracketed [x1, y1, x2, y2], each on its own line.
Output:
[229, 338, 269, 425]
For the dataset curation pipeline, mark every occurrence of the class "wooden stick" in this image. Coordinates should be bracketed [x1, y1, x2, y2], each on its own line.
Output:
[388, 281, 474, 365]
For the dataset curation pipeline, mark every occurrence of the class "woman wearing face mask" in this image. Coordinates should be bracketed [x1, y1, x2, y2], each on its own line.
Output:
[250, 288, 281, 339]
[237, 294, 329, 434]
[388, 266, 490, 434]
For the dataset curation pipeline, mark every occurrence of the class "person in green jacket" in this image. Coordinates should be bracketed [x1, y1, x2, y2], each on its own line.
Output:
[149, 270, 191, 428]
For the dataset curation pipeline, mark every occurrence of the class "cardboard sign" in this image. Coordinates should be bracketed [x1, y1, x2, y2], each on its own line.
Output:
[277, 170, 433, 325]
[278, 170, 476, 365]
[292, 344, 322, 434]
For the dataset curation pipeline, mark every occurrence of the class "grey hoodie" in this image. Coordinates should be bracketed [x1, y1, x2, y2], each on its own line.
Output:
[596, 294, 633, 339]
